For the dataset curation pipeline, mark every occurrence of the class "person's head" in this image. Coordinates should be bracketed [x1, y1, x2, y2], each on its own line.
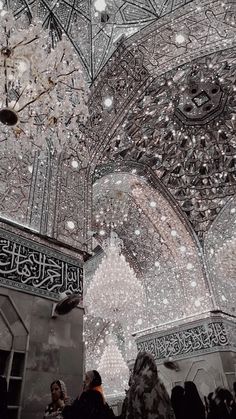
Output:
[184, 381, 199, 395]
[133, 351, 157, 379]
[131, 351, 158, 391]
[184, 381, 202, 404]
[215, 388, 233, 406]
[83, 370, 102, 391]
[171, 385, 184, 400]
[50, 380, 66, 403]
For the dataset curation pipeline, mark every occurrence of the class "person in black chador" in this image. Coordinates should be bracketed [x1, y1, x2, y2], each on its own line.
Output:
[62, 370, 114, 419]
[184, 381, 206, 419]
[0, 376, 7, 419]
[171, 385, 186, 419]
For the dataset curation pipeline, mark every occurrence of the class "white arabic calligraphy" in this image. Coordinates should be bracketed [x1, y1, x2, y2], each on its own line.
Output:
[137, 322, 230, 360]
[0, 238, 83, 296]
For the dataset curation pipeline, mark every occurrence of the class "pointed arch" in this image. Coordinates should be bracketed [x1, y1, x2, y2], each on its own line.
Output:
[92, 161, 214, 326]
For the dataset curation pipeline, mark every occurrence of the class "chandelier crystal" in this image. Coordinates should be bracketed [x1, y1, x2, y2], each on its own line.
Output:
[0, 9, 88, 153]
[84, 232, 146, 324]
[98, 336, 130, 397]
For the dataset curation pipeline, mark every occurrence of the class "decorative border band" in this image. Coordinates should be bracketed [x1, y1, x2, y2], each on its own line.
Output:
[0, 228, 83, 299]
[136, 317, 236, 361]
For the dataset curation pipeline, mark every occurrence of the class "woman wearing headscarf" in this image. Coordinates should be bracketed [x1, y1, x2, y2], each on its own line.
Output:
[120, 351, 175, 419]
[44, 380, 68, 418]
[184, 381, 205, 419]
[171, 385, 186, 419]
[62, 370, 114, 419]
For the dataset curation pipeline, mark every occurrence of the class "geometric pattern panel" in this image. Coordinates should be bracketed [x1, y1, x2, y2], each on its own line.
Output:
[0, 152, 34, 227]
[4, 0, 194, 81]
[205, 196, 236, 316]
[103, 48, 236, 239]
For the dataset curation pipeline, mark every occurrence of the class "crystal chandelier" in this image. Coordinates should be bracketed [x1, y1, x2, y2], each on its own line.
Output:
[0, 8, 88, 153]
[84, 232, 146, 324]
[98, 336, 130, 396]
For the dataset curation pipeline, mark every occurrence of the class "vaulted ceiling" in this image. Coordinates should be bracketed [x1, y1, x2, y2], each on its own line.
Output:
[0, 0, 234, 325]
[5, 0, 194, 81]
[0, 0, 235, 252]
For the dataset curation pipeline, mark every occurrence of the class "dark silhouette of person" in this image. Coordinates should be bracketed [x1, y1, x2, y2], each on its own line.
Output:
[184, 381, 206, 419]
[234, 383, 236, 402]
[214, 388, 234, 419]
[119, 351, 175, 419]
[0, 376, 7, 419]
[206, 392, 218, 419]
[171, 385, 186, 419]
[63, 370, 114, 419]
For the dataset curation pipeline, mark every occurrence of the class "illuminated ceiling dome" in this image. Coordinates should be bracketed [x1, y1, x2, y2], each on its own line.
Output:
[5, 0, 193, 81]
[0, 0, 235, 322]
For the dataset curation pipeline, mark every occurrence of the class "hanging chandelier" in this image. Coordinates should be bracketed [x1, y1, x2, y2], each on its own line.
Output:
[98, 336, 130, 397]
[0, 8, 88, 153]
[84, 232, 146, 324]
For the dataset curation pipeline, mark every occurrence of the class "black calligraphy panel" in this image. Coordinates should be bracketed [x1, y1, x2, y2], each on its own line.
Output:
[0, 232, 83, 299]
[136, 321, 233, 361]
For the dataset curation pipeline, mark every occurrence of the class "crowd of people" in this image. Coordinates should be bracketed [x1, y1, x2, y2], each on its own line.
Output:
[1, 351, 235, 418]
[171, 382, 236, 419]
[42, 351, 236, 419]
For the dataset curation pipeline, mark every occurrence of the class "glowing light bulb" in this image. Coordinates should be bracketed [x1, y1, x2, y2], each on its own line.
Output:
[67, 221, 75, 230]
[175, 34, 186, 44]
[194, 299, 201, 307]
[71, 159, 79, 168]
[104, 96, 113, 108]
[94, 0, 106, 12]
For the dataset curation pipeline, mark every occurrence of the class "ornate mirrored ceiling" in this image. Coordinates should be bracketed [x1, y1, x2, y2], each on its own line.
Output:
[5, 0, 193, 81]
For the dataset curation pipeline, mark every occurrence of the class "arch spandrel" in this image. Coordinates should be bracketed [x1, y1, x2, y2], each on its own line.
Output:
[205, 196, 236, 315]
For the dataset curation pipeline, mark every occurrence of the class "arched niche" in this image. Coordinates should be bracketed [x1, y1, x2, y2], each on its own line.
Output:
[92, 163, 213, 327]
[0, 294, 29, 419]
[204, 196, 236, 315]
